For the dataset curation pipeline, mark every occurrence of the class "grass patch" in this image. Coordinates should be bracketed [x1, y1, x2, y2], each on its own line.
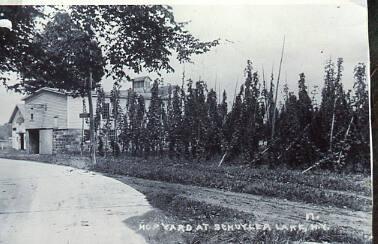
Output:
[126, 191, 371, 244]
[0, 151, 371, 211]
[1, 151, 371, 243]
[0, 149, 90, 169]
[95, 156, 371, 211]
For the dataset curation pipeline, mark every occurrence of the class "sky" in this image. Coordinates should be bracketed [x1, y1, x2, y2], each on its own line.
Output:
[0, 0, 369, 124]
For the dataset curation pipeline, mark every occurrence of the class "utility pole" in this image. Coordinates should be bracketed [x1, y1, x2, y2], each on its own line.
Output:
[88, 39, 96, 165]
[81, 100, 84, 156]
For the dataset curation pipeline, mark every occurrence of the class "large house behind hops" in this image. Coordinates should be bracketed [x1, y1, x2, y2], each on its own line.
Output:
[8, 76, 170, 154]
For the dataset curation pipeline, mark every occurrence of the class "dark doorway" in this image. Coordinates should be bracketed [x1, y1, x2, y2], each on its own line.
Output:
[19, 133, 24, 150]
[28, 129, 39, 154]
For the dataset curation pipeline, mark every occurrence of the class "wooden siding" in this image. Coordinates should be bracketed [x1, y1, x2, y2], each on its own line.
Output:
[21, 90, 134, 130]
[24, 92, 68, 129]
[11, 110, 25, 132]
[65, 96, 127, 129]
[11, 110, 26, 150]
[67, 96, 87, 129]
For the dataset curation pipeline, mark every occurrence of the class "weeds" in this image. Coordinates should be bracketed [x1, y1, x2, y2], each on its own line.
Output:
[95, 156, 371, 211]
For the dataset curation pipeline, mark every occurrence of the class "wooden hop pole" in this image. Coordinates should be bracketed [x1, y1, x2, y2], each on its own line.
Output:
[271, 35, 285, 141]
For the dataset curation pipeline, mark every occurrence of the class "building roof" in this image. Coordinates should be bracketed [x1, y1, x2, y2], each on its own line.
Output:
[8, 104, 26, 124]
[130, 76, 152, 82]
[21, 87, 66, 101]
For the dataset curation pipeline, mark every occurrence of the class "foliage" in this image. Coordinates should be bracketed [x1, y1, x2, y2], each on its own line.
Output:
[110, 82, 122, 155]
[2, 6, 219, 92]
[0, 123, 11, 140]
[0, 7, 369, 172]
[94, 87, 105, 131]
[166, 85, 184, 157]
[13, 12, 105, 96]
[69, 5, 219, 80]
[95, 156, 371, 211]
[110, 140, 120, 157]
[97, 136, 105, 156]
[146, 79, 164, 155]
[0, 6, 45, 91]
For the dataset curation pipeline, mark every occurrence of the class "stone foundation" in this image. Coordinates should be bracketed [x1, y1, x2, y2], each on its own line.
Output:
[53, 129, 83, 154]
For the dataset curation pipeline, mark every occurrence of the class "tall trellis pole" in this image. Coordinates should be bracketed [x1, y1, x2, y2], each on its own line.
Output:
[271, 36, 285, 141]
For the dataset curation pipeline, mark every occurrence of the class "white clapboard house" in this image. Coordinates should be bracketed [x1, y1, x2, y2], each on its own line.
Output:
[8, 76, 171, 154]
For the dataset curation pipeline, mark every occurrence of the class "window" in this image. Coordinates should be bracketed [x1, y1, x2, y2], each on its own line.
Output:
[134, 81, 144, 89]
[102, 103, 110, 119]
[30, 113, 34, 121]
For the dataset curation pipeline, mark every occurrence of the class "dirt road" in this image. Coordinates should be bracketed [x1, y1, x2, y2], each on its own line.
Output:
[0, 159, 152, 244]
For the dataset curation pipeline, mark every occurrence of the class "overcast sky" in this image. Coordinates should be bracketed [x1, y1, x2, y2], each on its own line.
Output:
[0, 1, 369, 124]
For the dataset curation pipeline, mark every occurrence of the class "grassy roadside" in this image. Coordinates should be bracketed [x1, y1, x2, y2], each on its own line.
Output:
[94, 156, 372, 212]
[125, 186, 371, 244]
[0, 150, 371, 212]
[0, 149, 90, 168]
[0, 151, 372, 243]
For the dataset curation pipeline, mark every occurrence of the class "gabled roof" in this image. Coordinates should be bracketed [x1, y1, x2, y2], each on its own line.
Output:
[9, 104, 26, 124]
[22, 87, 66, 101]
[130, 76, 152, 82]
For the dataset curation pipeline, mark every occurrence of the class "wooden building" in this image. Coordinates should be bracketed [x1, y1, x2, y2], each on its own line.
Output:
[8, 76, 171, 154]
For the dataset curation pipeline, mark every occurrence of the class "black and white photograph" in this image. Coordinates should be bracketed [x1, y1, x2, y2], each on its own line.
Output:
[0, 1, 373, 243]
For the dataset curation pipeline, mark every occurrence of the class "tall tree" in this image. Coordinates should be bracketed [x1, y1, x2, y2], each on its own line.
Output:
[316, 58, 353, 168]
[19, 12, 105, 96]
[110, 82, 122, 155]
[297, 73, 312, 129]
[119, 109, 129, 153]
[166, 85, 175, 157]
[21, 12, 105, 164]
[224, 87, 244, 160]
[218, 90, 228, 153]
[182, 79, 195, 158]
[192, 80, 208, 159]
[126, 90, 138, 155]
[171, 85, 184, 157]
[69, 5, 219, 80]
[146, 80, 163, 155]
[353, 63, 369, 143]
[333, 58, 351, 136]
[238, 61, 262, 161]
[277, 92, 301, 166]
[136, 95, 147, 155]
[346, 63, 370, 168]
[205, 88, 221, 158]
[94, 87, 105, 132]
